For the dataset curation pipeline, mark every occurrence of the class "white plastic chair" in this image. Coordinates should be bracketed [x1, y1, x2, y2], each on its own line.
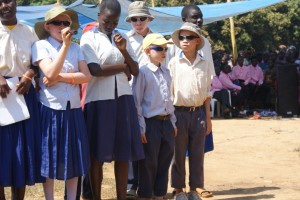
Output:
[210, 98, 221, 118]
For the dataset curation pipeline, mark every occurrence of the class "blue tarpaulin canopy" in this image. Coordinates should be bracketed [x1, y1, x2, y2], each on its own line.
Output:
[17, 0, 285, 38]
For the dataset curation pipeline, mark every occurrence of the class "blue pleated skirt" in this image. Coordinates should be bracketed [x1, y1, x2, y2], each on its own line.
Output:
[0, 84, 44, 187]
[84, 95, 144, 163]
[40, 103, 90, 180]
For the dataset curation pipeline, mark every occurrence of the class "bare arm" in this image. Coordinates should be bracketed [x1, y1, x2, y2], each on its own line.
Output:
[113, 33, 139, 76]
[87, 63, 127, 77]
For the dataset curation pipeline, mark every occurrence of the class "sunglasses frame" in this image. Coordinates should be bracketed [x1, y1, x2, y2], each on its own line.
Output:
[130, 17, 148, 22]
[178, 35, 199, 41]
[149, 46, 168, 52]
[47, 20, 71, 27]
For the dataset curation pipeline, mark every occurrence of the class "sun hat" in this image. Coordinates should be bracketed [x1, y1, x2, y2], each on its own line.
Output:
[34, 6, 79, 39]
[143, 33, 173, 51]
[171, 22, 205, 50]
[125, 1, 154, 23]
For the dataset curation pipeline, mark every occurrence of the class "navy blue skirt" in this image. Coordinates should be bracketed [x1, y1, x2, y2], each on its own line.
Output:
[84, 95, 144, 162]
[40, 103, 90, 180]
[0, 84, 44, 187]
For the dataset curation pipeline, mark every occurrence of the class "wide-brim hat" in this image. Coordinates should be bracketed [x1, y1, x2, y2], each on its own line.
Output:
[171, 22, 205, 50]
[34, 6, 79, 39]
[125, 1, 154, 22]
[143, 33, 173, 51]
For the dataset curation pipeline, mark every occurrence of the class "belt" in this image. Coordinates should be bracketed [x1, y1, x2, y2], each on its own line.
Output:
[174, 106, 202, 112]
[149, 115, 171, 121]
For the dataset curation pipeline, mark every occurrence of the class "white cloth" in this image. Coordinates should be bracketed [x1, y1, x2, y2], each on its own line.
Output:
[169, 51, 212, 107]
[126, 29, 153, 66]
[0, 21, 38, 77]
[80, 28, 137, 103]
[32, 37, 84, 110]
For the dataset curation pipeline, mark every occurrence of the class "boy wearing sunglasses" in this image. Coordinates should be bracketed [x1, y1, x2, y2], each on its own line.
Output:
[168, 22, 213, 200]
[132, 33, 177, 200]
[126, 1, 154, 65]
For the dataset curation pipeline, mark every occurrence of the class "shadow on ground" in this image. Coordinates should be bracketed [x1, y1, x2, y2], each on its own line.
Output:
[213, 186, 280, 196]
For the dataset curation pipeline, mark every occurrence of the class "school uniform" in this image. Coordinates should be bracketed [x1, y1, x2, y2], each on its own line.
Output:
[211, 76, 231, 111]
[80, 28, 144, 163]
[132, 62, 176, 198]
[169, 51, 212, 189]
[126, 29, 153, 66]
[31, 37, 89, 180]
[0, 21, 44, 187]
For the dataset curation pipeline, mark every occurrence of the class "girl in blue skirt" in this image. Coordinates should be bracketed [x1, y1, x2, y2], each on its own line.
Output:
[31, 7, 91, 200]
[0, 0, 44, 199]
[80, 0, 145, 199]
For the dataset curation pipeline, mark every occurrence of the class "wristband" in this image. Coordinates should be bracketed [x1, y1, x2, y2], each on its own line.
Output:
[22, 74, 32, 81]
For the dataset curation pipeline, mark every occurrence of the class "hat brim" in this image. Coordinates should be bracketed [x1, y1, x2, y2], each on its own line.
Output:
[125, 14, 154, 23]
[34, 8, 79, 39]
[171, 27, 204, 51]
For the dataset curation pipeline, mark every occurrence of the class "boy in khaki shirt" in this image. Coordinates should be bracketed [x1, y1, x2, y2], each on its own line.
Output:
[169, 22, 213, 200]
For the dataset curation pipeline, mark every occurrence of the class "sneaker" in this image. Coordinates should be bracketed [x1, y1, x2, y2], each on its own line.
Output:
[188, 191, 202, 200]
[126, 189, 137, 199]
[175, 192, 188, 200]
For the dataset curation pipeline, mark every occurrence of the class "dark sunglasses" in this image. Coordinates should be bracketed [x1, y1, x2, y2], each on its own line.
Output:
[47, 20, 71, 27]
[130, 17, 147, 22]
[178, 35, 198, 41]
[149, 46, 168, 52]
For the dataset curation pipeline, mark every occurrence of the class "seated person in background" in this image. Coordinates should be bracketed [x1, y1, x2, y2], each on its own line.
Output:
[219, 65, 243, 111]
[231, 56, 250, 109]
[211, 67, 232, 118]
[247, 56, 264, 108]
[259, 71, 276, 110]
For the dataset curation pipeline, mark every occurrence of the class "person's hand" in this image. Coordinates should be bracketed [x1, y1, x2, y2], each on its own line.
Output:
[173, 128, 178, 137]
[43, 76, 58, 87]
[61, 27, 72, 47]
[0, 75, 11, 98]
[16, 76, 32, 95]
[113, 33, 126, 52]
[141, 133, 147, 144]
[205, 118, 212, 136]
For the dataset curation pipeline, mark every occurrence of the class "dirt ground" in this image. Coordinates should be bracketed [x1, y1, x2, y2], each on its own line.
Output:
[5, 118, 300, 200]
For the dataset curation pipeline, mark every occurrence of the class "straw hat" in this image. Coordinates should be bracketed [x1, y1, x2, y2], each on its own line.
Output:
[171, 22, 205, 50]
[125, 1, 154, 22]
[34, 6, 79, 39]
[143, 33, 173, 51]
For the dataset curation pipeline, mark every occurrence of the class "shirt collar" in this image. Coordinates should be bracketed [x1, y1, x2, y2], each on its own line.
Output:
[178, 50, 206, 62]
[127, 28, 153, 37]
[47, 37, 62, 50]
[147, 62, 167, 73]
[0, 20, 23, 31]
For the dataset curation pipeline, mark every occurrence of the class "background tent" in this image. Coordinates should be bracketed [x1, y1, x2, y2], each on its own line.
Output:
[17, 0, 285, 38]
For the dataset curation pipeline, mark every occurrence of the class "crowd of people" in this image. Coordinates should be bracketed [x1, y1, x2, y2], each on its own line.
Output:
[1, 0, 299, 200]
[211, 46, 300, 118]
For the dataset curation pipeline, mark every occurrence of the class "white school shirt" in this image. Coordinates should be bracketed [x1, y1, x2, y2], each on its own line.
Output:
[80, 28, 137, 103]
[31, 37, 84, 110]
[169, 51, 212, 107]
[0, 21, 38, 77]
[126, 29, 153, 66]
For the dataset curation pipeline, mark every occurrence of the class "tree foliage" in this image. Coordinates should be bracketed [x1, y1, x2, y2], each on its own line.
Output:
[17, 0, 300, 53]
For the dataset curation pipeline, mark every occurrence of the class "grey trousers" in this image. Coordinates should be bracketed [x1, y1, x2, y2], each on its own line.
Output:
[171, 108, 206, 189]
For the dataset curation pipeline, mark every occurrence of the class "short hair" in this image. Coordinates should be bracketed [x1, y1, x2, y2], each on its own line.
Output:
[181, 4, 200, 18]
[99, 0, 121, 15]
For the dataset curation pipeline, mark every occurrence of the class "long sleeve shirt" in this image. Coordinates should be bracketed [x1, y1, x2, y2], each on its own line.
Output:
[132, 62, 176, 134]
[231, 64, 251, 85]
[248, 65, 264, 85]
[219, 71, 241, 90]
[211, 76, 223, 96]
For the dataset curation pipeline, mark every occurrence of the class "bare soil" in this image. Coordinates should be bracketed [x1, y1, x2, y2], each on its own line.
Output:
[5, 118, 300, 200]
